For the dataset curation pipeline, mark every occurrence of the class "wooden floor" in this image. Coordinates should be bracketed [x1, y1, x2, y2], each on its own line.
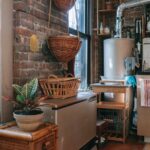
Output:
[98, 135, 146, 150]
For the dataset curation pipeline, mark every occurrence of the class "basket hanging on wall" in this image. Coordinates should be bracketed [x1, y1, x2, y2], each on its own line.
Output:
[47, 0, 81, 63]
[53, 0, 76, 12]
[48, 35, 81, 62]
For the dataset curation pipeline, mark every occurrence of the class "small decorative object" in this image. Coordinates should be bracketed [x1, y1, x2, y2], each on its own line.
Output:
[3, 78, 47, 131]
[100, 22, 104, 34]
[39, 74, 80, 99]
[104, 26, 110, 34]
[48, 35, 81, 62]
[30, 34, 39, 52]
[53, 0, 76, 12]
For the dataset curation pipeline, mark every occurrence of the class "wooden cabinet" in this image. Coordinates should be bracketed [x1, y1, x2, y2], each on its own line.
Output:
[96, 0, 127, 36]
[0, 122, 58, 150]
[91, 82, 132, 143]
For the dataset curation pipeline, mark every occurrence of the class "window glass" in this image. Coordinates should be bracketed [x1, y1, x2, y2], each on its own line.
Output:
[69, 0, 89, 90]
[74, 38, 88, 89]
[69, 0, 86, 33]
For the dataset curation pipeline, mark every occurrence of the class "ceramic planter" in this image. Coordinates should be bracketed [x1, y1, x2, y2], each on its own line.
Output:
[13, 110, 44, 132]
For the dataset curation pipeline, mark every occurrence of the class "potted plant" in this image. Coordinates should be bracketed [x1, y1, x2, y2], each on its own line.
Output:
[3, 78, 46, 131]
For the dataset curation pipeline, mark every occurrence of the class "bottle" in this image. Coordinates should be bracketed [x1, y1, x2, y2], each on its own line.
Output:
[135, 19, 142, 55]
[147, 14, 150, 32]
[136, 42, 141, 54]
[126, 28, 131, 38]
[100, 22, 104, 35]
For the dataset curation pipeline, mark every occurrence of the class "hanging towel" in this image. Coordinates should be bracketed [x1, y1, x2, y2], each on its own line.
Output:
[141, 79, 150, 107]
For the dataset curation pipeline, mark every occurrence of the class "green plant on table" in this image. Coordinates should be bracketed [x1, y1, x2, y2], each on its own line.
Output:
[3, 78, 46, 114]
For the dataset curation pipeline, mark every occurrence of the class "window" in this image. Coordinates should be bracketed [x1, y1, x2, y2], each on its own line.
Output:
[68, 0, 91, 89]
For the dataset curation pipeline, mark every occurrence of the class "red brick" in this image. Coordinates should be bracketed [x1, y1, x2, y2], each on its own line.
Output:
[15, 27, 34, 37]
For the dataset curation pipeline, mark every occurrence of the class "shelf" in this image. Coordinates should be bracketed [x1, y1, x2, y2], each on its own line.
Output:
[146, 31, 150, 33]
[97, 102, 127, 110]
[91, 83, 130, 93]
[98, 9, 116, 13]
[97, 33, 111, 37]
[93, 28, 111, 37]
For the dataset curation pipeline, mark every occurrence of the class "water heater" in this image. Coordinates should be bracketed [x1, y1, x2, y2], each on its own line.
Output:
[104, 38, 134, 80]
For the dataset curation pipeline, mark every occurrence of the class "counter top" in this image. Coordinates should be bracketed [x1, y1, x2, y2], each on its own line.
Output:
[40, 91, 96, 109]
[91, 83, 130, 88]
[91, 83, 131, 93]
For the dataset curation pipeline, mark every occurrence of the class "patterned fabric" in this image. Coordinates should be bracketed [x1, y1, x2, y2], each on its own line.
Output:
[141, 79, 150, 107]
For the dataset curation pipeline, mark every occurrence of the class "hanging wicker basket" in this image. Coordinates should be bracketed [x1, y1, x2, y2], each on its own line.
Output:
[47, 35, 81, 62]
[53, 0, 76, 12]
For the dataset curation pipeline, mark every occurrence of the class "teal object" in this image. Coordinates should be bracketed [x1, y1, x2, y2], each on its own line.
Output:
[125, 76, 136, 87]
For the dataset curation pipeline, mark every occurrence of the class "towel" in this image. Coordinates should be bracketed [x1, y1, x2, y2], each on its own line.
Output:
[141, 79, 150, 107]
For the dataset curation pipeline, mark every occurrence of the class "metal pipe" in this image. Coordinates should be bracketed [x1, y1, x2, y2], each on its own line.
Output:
[115, 0, 150, 38]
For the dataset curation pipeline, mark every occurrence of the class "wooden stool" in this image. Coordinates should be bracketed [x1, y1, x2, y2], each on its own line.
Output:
[96, 120, 108, 148]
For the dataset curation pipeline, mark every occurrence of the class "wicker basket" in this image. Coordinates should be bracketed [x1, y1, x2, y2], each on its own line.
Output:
[53, 0, 76, 12]
[39, 75, 80, 99]
[48, 35, 81, 62]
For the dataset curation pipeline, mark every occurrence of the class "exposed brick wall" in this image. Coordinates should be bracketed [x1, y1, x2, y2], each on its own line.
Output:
[13, 0, 68, 84]
[92, 1, 144, 82]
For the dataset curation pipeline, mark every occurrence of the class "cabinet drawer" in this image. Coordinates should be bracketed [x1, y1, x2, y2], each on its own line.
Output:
[0, 137, 29, 150]
[34, 132, 56, 150]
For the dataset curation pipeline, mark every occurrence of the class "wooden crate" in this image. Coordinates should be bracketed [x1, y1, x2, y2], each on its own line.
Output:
[0, 122, 58, 150]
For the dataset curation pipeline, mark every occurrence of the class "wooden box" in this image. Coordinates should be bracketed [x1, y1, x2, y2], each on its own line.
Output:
[0, 122, 57, 150]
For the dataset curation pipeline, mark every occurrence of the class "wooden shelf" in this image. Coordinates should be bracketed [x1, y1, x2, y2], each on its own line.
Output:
[97, 33, 111, 37]
[91, 83, 130, 93]
[97, 101, 127, 110]
[146, 31, 150, 33]
[92, 28, 111, 37]
[98, 9, 116, 13]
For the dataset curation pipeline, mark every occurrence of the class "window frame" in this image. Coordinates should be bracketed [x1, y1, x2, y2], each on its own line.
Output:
[68, 0, 91, 87]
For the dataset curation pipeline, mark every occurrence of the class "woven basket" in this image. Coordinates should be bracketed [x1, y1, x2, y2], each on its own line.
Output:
[48, 35, 81, 62]
[53, 0, 76, 12]
[39, 75, 80, 99]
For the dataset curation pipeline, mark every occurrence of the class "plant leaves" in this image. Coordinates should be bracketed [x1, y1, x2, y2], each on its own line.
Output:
[21, 78, 38, 100]
[21, 83, 29, 99]
[16, 95, 25, 103]
[28, 78, 38, 99]
[12, 84, 22, 95]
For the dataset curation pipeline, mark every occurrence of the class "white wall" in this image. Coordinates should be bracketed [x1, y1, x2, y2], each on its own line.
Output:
[0, 0, 13, 123]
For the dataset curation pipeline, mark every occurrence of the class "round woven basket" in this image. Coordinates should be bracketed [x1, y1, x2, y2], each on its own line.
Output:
[48, 35, 81, 62]
[53, 0, 76, 12]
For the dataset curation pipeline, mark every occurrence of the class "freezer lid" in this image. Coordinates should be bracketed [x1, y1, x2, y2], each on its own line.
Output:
[39, 91, 96, 110]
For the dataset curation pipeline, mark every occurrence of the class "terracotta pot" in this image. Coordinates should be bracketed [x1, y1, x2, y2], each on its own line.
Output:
[13, 110, 44, 131]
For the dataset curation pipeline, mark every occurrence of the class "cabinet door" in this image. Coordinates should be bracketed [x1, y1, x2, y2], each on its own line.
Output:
[137, 75, 150, 136]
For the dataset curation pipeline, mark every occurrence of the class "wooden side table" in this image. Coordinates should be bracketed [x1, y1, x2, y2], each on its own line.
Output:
[91, 83, 132, 143]
[0, 122, 58, 150]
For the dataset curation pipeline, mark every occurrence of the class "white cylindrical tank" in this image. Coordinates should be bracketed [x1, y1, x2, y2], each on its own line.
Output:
[104, 38, 134, 80]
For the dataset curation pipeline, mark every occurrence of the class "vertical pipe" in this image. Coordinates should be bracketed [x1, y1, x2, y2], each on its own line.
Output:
[115, 0, 150, 38]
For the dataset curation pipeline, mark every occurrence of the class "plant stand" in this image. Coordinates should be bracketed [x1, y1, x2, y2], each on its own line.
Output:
[0, 122, 58, 150]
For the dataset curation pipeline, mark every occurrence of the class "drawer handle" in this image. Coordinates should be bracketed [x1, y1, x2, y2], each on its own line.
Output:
[42, 141, 50, 150]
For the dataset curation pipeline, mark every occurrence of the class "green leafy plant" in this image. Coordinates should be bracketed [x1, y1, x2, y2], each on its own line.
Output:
[12, 78, 38, 113]
[3, 78, 47, 114]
